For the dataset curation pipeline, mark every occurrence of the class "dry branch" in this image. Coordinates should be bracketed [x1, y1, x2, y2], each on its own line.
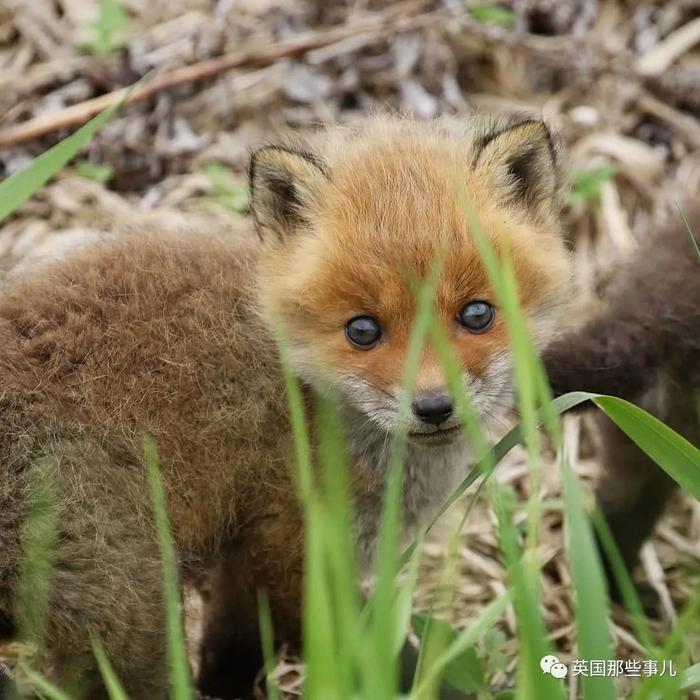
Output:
[637, 91, 700, 149]
[636, 17, 700, 77]
[0, 0, 432, 149]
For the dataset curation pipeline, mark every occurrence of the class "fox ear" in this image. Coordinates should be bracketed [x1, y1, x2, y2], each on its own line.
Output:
[249, 145, 328, 241]
[473, 120, 560, 222]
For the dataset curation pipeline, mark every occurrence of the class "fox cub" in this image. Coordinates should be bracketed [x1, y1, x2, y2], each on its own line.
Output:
[543, 205, 700, 603]
[0, 117, 572, 699]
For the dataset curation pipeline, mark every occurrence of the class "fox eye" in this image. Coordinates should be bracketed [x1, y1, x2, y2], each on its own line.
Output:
[345, 315, 381, 349]
[458, 300, 495, 333]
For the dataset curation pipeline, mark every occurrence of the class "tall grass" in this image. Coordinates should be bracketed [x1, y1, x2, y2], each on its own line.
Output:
[0, 98, 126, 225]
[2, 118, 698, 700]
[143, 436, 193, 700]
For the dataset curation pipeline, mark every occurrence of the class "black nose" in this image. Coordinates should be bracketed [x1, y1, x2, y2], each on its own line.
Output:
[412, 392, 454, 426]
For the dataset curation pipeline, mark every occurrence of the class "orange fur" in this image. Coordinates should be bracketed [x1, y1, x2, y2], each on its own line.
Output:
[256, 118, 570, 406]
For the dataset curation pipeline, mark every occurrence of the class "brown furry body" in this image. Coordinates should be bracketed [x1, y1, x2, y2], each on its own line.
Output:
[0, 231, 303, 697]
[543, 205, 700, 595]
[0, 116, 573, 698]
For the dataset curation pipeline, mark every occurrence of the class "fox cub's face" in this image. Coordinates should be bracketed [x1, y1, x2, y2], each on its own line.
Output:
[250, 118, 571, 445]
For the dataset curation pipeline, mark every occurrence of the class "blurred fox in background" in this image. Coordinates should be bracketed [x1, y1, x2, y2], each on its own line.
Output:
[543, 205, 700, 605]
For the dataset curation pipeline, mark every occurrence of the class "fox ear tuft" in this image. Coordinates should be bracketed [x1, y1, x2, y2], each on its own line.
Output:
[249, 146, 328, 241]
[473, 120, 560, 221]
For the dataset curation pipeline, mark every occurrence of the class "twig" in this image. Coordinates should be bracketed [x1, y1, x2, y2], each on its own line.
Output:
[640, 543, 677, 625]
[636, 17, 700, 77]
[0, 0, 431, 149]
[637, 91, 700, 149]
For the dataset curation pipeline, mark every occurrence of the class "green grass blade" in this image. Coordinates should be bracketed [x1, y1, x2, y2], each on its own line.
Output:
[367, 264, 441, 699]
[492, 485, 564, 700]
[454, 180, 565, 700]
[302, 504, 340, 698]
[392, 538, 423, 657]
[469, 4, 515, 26]
[636, 592, 700, 700]
[678, 662, 700, 694]
[412, 614, 484, 697]
[593, 396, 700, 499]
[91, 637, 130, 700]
[82, 0, 130, 53]
[143, 434, 193, 700]
[0, 109, 114, 224]
[17, 463, 59, 647]
[676, 202, 700, 261]
[591, 511, 656, 652]
[314, 396, 361, 697]
[316, 395, 360, 626]
[19, 666, 74, 700]
[411, 590, 511, 697]
[569, 165, 617, 208]
[560, 457, 616, 700]
[276, 329, 353, 698]
[257, 592, 281, 700]
[0, 85, 134, 224]
[76, 160, 114, 183]
[275, 332, 340, 697]
[408, 313, 492, 697]
[275, 327, 314, 506]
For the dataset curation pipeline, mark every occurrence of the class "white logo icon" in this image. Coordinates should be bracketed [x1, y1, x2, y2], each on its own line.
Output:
[541, 655, 568, 679]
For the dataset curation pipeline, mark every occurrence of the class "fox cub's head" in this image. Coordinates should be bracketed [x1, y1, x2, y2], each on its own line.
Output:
[250, 117, 571, 446]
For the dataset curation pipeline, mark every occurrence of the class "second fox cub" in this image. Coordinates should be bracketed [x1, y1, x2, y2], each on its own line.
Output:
[544, 205, 700, 602]
[0, 116, 571, 698]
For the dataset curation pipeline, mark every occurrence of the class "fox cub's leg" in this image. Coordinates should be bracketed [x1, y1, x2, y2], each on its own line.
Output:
[197, 558, 267, 700]
[17, 441, 170, 700]
[198, 509, 304, 700]
[593, 416, 678, 604]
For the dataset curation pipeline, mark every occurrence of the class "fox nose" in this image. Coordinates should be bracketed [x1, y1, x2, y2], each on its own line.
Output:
[412, 392, 454, 426]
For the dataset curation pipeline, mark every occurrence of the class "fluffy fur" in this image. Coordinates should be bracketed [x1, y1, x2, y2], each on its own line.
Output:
[543, 204, 700, 599]
[0, 231, 301, 697]
[0, 116, 572, 699]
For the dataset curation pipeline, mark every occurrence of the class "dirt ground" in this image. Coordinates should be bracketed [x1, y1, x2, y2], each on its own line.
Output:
[0, 0, 699, 697]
